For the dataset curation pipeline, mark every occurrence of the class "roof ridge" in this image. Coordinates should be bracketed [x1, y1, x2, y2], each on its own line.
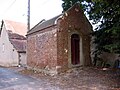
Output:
[27, 14, 63, 35]
[28, 19, 46, 33]
[2, 20, 27, 36]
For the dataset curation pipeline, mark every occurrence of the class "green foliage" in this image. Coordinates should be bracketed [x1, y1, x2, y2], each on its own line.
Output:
[62, 0, 120, 54]
[62, 0, 79, 11]
[62, 0, 91, 12]
[91, 0, 120, 54]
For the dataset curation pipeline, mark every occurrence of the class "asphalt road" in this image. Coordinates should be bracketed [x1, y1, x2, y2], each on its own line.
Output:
[0, 67, 60, 90]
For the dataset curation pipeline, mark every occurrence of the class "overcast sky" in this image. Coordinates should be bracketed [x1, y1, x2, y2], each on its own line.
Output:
[0, 0, 63, 27]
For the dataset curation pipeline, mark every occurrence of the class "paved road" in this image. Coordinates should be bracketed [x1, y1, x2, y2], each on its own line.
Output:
[0, 68, 61, 90]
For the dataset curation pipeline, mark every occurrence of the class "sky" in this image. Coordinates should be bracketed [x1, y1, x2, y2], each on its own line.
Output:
[0, 0, 63, 28]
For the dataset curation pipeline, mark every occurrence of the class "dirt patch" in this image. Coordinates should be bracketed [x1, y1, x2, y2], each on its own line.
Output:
[20, 67, 120, 90]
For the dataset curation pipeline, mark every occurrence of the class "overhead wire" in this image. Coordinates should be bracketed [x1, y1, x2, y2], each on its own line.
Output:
[3, 0, 16, 14]
[1, 0, 17, 19]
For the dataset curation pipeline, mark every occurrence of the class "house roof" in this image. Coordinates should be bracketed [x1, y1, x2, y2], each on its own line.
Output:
[0, 20, 26, 52]
[10, 39, 26, 53]
[27, 14, 62, 35]
[8, 30, 26, 40]
[3, 20, 27, 36]
[8, 31, 26, 52]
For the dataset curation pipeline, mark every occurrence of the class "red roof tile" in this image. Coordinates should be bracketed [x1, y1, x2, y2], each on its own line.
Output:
[4, 20, 27, 36]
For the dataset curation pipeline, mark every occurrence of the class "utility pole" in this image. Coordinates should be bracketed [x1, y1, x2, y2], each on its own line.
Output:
[27, 0, 30, 31]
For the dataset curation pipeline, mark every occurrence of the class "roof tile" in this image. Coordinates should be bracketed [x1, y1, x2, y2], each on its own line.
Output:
[27, 14, 62, 35]
[4, 20, 27, 36]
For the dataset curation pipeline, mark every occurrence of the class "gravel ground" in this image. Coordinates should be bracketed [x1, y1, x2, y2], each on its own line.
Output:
[19, 67, 120, 90]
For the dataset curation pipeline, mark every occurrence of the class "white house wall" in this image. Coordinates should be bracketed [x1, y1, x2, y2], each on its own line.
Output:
[0, 24, 19, 67]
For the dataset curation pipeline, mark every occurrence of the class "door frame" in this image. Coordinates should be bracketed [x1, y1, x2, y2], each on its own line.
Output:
[71, 34, 80, 65]
[68, 31, 83, 67]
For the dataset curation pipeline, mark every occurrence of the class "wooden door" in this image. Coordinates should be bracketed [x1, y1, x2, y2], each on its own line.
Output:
[71, 34, 80, 65]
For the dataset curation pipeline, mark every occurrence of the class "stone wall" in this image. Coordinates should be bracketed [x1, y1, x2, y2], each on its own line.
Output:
[27, 4, 92, 74]
[56, 4, 92, 72]
[27, 26, 58, 74]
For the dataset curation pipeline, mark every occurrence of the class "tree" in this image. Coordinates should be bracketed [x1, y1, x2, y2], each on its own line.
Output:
[89, 0, 120, 54]
[62, 0, 120, 54]
[62, 0, 91, 12]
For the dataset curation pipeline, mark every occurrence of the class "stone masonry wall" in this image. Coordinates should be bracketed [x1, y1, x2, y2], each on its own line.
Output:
[27, 4, 92, 74]
[56, 4, 92, 72]
[27, 26, 58, 74]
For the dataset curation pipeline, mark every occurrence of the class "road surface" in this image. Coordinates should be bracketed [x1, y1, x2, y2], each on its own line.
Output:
[0, 67, 60, 90]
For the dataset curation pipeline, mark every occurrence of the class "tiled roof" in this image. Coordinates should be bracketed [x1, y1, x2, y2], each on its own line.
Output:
[8, 31, 26, 52]
[10, 39, 26, 52]
[4, 20, 27, 36]
[27, 14, 62, 35]
[8, 30, 26, 40]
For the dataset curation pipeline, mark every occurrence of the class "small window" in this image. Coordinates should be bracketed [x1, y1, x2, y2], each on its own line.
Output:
[2, 43, 5, 52]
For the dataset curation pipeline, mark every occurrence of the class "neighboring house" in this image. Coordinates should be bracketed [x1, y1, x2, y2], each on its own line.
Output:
[0, 20, 27, 67]
[27, 3, 92, 74]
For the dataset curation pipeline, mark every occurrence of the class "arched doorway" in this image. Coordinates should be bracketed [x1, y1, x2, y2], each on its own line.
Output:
[71, 34, 80, 65]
